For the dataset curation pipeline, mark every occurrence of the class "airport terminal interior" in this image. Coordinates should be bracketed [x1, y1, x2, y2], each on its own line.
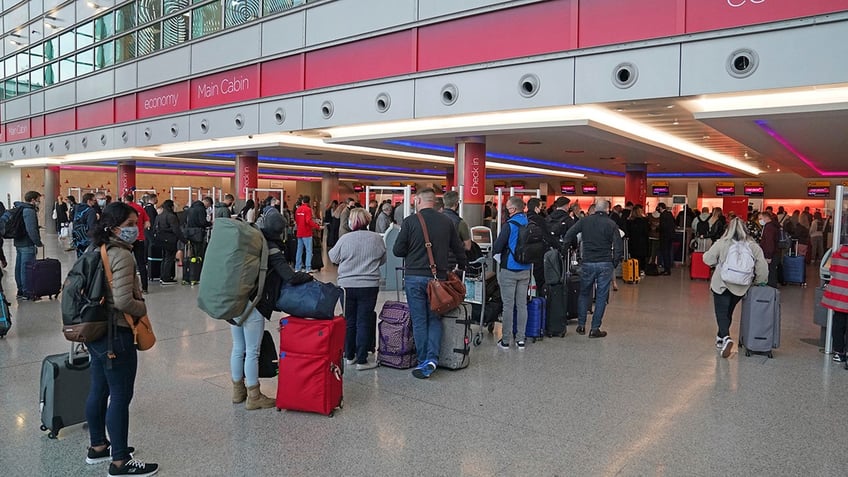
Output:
[1, 0, 848, 475]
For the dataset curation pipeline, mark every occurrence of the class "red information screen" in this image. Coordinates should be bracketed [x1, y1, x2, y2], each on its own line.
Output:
[716, 185, 736, 196]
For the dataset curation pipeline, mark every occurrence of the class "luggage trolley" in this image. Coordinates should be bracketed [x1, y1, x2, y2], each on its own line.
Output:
[463, 256, 489, 346]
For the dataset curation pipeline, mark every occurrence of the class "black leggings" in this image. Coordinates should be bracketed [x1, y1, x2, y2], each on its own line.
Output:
[833, 311, 848, 354]
[161, 248, 176, 281]
[713, 289, 743, 339]
[132, 240, 148, 289]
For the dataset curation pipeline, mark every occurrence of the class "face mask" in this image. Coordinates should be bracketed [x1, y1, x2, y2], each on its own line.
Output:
[759, 219, 766, 226]
[97, 199, 106, 206]
[117, 226, 139, 244]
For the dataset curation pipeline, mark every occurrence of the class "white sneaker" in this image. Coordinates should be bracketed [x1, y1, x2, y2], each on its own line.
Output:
[721, 337, 734, 358]
[356, 361, 378, 371]
[345, 358, 356, 366]
[715, 337, 723, 349]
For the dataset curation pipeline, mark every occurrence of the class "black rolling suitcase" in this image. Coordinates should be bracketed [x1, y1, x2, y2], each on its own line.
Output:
[148, 243, 163, 280]
[40, 344, 91, 438]
[311, 233, 324, 271]
[285, 237, 297, 264]
[183, 242, 203, 285]
[26, 251, 62, 299]
[544, 249, 568, 337]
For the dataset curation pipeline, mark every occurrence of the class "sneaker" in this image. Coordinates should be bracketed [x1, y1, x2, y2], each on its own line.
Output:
[588, 329, 607, 338]
[411, 360, 436, 379]
[516, 341, 526, 350]
[159, 279, 177, 286]
[721, 337, 734, 358]
[832, 353, 846, 363]
[86, 444, 135, 465]
[497, 339, 510, 350]
[356, 361, 378, 371]
[345, 358, 356, 366]
[308, 269, 318, 273]
[575, 326, 586, 335]
[108, 458, 158, 476]
[716, 337, 724, 349]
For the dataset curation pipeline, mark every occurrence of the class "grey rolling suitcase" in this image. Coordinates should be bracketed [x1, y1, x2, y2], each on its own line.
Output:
[40, 344, 91, 438]
[740, 286, 781, 358]
[439, 304, 472, 370]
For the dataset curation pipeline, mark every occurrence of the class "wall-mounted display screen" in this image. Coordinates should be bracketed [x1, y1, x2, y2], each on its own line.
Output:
[651, 186, 670, 196]
[744, 185, 764, 196]
[715, 185, 736, 196]
[560, 184, 576, 194]
[353, 184, 364, 192]
[808, 186, 830, 198]
[582, 184, 598, 195]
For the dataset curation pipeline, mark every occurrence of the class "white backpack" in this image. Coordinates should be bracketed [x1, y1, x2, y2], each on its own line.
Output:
[720, 240, 756, 286]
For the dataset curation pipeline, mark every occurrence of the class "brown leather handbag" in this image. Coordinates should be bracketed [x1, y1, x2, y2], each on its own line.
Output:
[416, 213, 466, 314]
[101, 246, 156, 351]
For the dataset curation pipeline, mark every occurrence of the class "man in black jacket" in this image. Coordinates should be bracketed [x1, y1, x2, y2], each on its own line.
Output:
[527, 198, 557, 295]
[657, 202, 676, 276]
[547, 197, 575, 251]
[563, 199, 623, 338]
[185, 200, 212, 259]
[393, 188, 467, 379]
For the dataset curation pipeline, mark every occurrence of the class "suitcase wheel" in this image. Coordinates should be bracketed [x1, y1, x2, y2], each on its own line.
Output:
[473, 335, 483, 346]
[40, 425, 48, 431]
[767, 352, 774, 359]
[745, 349, 751, 357]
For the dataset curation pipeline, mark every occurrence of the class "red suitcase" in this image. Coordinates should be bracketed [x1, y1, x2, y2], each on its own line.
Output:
[276, 316, 345, 417]
[690, 251, 712, 280]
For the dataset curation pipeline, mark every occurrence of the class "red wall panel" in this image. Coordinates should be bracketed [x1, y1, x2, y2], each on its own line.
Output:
[44, 109, 76, 135]
[418, 0, 576, 71]
[5, 119, 31, 141]
[686, 0, 848, 33]
[115, 94, 137, 123]
[31, 116, 44, 138]
[579, 0, 685, 48]
[261, 54, 305, 97]
[136, 82, 190, 120]
[76, 99, 115, 130]
[304, 31, 417, 89]
[190, 64, 260, 109]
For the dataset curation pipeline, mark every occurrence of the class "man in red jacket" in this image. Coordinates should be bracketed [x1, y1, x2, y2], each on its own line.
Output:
[295, 196, 321, 272]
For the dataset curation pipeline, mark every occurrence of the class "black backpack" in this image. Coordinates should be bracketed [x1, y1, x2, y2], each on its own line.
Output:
[0, 207, 26, 239]
[695, 217, 710, 238]
[61, 248, 109, 343]
[509, 219, 546, 264]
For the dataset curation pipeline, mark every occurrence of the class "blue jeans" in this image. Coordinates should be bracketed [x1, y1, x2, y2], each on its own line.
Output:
[230, 308, 265, 387]
[578, 262, 614, 330]
[404, 275, 442, 365]
[86, 328, 138, 462]
[296, 236, 312, 271]
[344, 286, 379, 364]
[15, 245, 36, 296]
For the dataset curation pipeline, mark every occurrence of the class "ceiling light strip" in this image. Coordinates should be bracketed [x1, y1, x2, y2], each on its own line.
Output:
[755, 120, 848, 176]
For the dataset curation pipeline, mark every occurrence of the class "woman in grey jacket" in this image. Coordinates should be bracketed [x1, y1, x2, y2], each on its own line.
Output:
[703, 217, 769, 359]
[329, 208, 387, 370]
[84, 202, 158, 477]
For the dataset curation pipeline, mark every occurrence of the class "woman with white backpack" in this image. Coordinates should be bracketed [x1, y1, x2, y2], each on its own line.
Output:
[703, 217, 770, 358]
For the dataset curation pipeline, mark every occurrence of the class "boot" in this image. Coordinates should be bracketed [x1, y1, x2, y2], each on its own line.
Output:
[245, 384, 275, 410]
[232, 380, 247, 404]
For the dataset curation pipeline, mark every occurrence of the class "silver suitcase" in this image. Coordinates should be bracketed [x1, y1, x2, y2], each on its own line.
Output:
[438, 304, 472, 370]
[740, 286, 781, 358]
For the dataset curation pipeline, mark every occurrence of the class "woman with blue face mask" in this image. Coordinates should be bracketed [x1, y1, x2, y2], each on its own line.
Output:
[84, 202, 159, 477]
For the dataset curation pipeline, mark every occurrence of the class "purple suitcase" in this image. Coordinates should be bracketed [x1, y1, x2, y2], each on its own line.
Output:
[377, 301, 417, 369]
[26, 258, 62, 299]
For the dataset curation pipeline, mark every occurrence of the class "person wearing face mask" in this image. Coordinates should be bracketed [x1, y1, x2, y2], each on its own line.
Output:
[94, 192, 108, 219]
[13, 191, 44, 300]
[83, 202, 159, 477]
[73, 193, 99, 257]
[337, 198, 356, 239]
[294, 196, 321, 273]
[123, 194, 151, 294]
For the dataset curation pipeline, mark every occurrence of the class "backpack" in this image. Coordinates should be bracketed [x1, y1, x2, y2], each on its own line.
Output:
[695, 217, 710, 238]
[0, 207, 26, 239]
[777, 227, 792, 249]
[720, 240, 756, 286]
[61, 247, 109, 343]
[197, 218, 269, 326]
[508, 219, 546, 264]
[73, 207, 93, 248]
[543, 248, 563, 285]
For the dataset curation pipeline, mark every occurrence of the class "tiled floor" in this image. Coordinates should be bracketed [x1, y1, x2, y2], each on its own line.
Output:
[0, 236, 844, 476]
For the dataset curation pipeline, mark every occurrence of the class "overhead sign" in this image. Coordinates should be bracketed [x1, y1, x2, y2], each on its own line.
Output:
[807, 181, 831, 198]
[743, 181, 764, 196]
[582, 182, 598, 195]
[715, 181, 736, 196]
[560, 182, 576, 194]
[651, 181, 669, 196]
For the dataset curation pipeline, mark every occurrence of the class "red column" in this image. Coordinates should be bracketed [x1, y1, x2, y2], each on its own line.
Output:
[624, 163, 648, 207]
[235, 152, 258, 200]
[455, 137, 486, 226]
[117, 162, 136, 196]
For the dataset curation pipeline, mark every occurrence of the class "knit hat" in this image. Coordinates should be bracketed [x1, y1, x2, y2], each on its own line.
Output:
[260, 208, 285, 238]
[554, 197, 571, 208]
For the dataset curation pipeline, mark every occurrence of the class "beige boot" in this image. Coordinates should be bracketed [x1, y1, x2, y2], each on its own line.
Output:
[245, 384, 275, 410]
[232, 380, 247, 404]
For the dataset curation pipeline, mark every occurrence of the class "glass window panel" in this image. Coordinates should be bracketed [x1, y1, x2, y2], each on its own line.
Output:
[226, 0, 260, 27]
[95, 41, 114, 69]
[4, 80, 17, 98]
[115, 33, 136, 63]
[95, 12, 115, 41]
[4, 56, 17, 77]
[163, 14, 189, 49]
[30, 44, 44, 67]
[76, 21, 95, 48]
[30, 67, 44, 90]
[76, 48, 94, 76]
[164, 0, 190, 14]
[191, 3, 222, 39]
[42, 38, 58, 62]
[15, 72, 30, 95]
[264, 0, 304, 15]
[116, 3, 137, 33]
[137, 24, 162, 56]
[43, 62, 57, 86]
[137, 0, 164, 24]
[17, 51, 30, 71]
[59, 57, 75, 81]
[59, 31, 75, 56]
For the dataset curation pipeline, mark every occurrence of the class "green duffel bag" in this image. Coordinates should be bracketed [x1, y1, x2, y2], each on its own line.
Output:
[198, 218, 268, 326]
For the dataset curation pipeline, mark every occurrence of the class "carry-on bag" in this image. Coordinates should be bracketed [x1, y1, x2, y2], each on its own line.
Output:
[740, 285, 781, 358]
[782, 240, 807, 286]
[690, 251, 711, 280]
[183, 242, 203, 285]
[0, 291, 11, 337]
[545, 283, 568, 337]
[439, 304, 472, 370]
[40, 344, 90, 438]
[276, 280, 342, 319]
[377, 269, 417, 369]
[277, 316, 345, 416]
[513, 296, 546, 342]
[26, 250, 62, 299]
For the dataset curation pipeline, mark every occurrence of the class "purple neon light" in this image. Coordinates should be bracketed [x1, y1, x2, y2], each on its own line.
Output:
[755, 120, 848, 176]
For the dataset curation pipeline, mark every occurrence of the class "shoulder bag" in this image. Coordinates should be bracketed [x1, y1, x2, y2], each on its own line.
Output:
[101, 245, 156, 351]
[416, 213, 466, 315]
